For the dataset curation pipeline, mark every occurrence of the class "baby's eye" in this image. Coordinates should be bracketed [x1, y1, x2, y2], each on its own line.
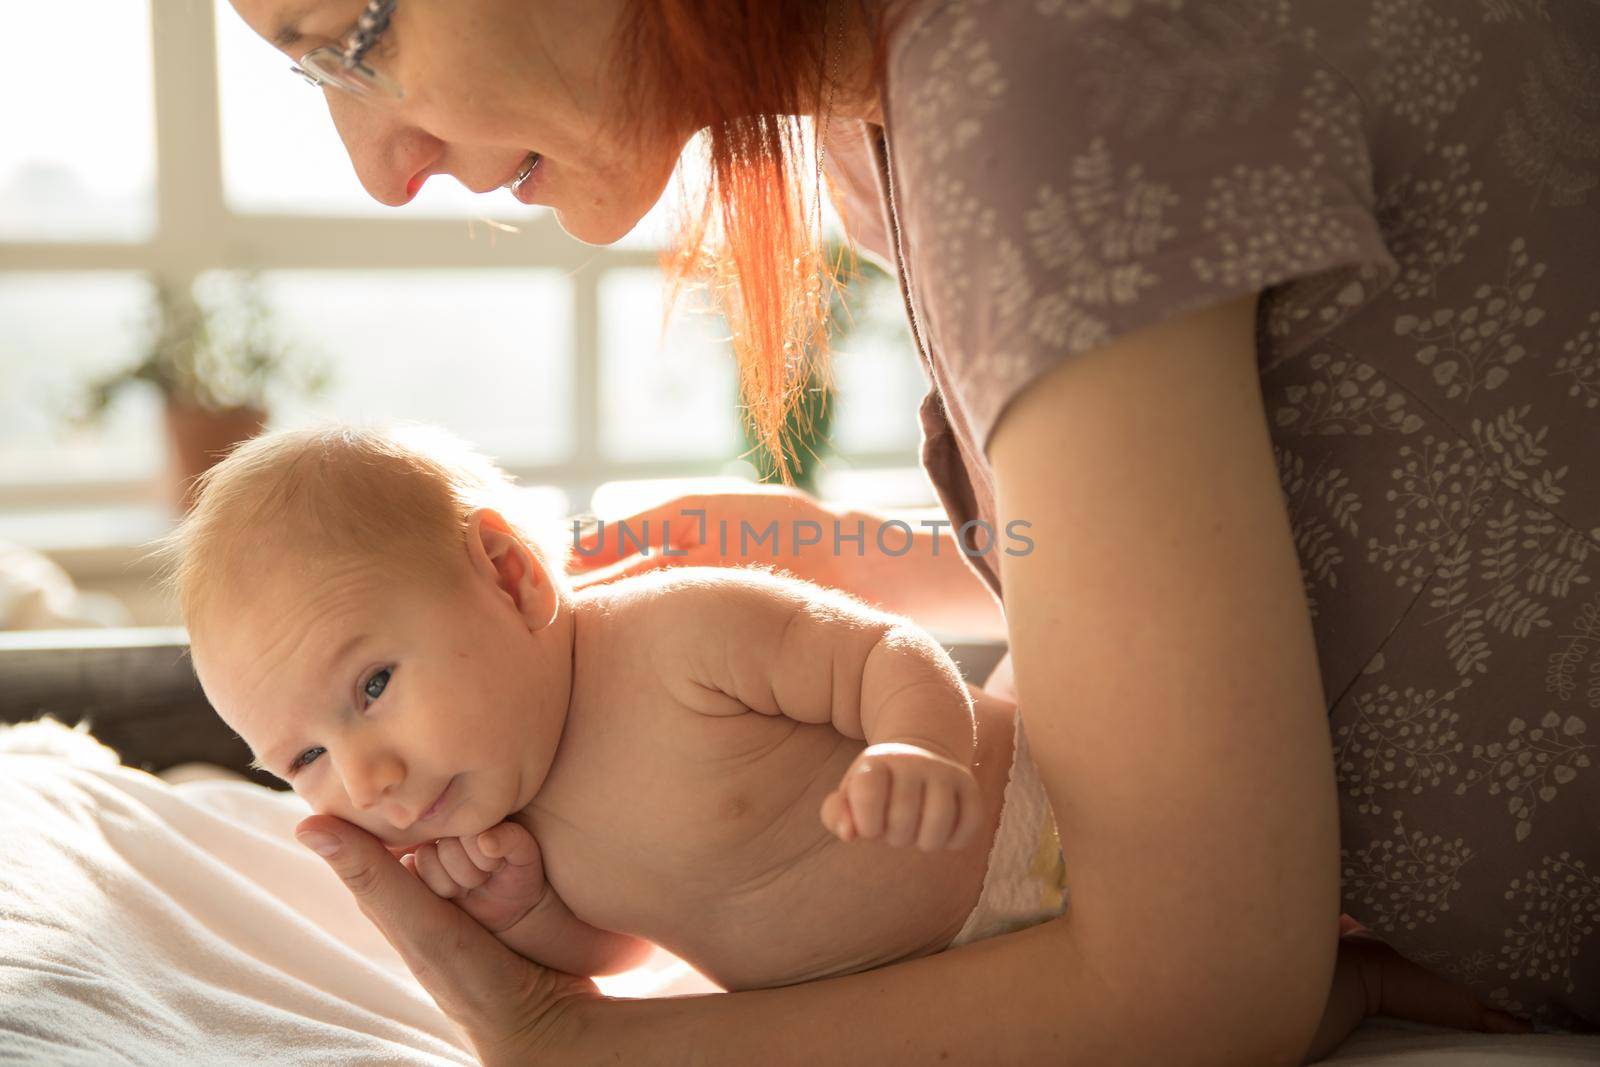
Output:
[290, 746, 325, 774]
[363, 667, 392, 703]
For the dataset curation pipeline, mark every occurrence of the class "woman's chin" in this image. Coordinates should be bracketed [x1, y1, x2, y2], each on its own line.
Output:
[552, 204, 646, 247]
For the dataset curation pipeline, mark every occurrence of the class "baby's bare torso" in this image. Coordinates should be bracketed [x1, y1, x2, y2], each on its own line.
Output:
[513, 584, 1016, 991]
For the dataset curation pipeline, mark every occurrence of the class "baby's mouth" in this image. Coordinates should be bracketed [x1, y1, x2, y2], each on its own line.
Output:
[417, 776, 457, 823]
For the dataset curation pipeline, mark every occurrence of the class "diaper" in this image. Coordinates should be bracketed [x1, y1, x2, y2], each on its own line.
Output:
[947, 713, 1069, 948]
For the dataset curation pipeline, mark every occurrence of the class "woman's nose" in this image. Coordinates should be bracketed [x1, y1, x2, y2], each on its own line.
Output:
[323, 92, 441, 207]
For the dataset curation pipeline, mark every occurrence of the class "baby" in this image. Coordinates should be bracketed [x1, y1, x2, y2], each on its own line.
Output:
[163, 421, 1519, 1050]
[163, 422, 1065, 990]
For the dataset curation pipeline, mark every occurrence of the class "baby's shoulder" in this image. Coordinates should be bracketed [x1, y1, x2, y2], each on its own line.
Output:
[578, 566, 813, 681]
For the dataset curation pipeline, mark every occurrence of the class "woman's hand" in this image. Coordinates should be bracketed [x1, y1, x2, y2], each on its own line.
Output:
[569, 486, 852, 591]
[294, 814, 599, 1066]
[1301, 925, 1531, 1063]
[569, 487, 1010, 639]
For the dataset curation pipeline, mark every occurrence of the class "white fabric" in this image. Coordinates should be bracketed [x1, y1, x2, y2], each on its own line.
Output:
[0, 720, 713, 1066]
[0, 540, 130, 631]
[2, 719, 1596, 1063]
[948, 713, 1069, 949]
[1324, 1020, 1600, 1064]
[0, 740, 474, 1065]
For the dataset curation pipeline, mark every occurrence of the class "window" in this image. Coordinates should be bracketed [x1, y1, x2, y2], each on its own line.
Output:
[0, 273, 161, 486]
[0, 2, 156, 243]
[202, 270, 577, 466]
[213, 1, 517, 220]
[0, 0, 926, 530]
[599, 270, 741, 462]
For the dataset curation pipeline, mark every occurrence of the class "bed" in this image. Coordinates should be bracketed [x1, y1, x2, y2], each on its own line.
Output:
[2, 628, 1595, 1064]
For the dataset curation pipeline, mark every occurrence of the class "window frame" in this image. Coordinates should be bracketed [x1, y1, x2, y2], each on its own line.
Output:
[0, 1, 919, 520]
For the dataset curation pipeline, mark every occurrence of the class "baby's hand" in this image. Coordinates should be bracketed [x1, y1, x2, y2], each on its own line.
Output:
[821, 742, 983, 852]
[401, 820, 549, 935]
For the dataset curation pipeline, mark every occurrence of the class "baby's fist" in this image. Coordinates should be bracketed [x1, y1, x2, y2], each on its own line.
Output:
[402, 820, 549, 934]
[821, 743, 983, 852]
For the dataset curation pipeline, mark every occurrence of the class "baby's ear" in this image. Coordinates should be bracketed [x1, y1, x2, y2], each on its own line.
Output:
[467, 508, 559, 631]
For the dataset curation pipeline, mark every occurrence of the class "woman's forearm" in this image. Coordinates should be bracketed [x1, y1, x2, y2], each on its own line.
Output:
[558, 922, 1070, 1065]
[546, 917, 1297, 1067]
[1300, 938, 1373, 1063]
[836, 506, 1010, 641]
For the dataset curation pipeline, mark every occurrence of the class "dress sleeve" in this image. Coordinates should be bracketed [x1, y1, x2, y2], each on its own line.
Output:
[824, 121, 897, 272]
[884, 0, 1399, 453]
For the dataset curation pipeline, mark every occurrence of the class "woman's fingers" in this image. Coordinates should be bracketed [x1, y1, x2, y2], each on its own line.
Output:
[294, 814, 565, 1039]
[569, 500, 705, 570]
[570, 548, 688, 590]
[567, 486, 819, 580]
[1354, 935, 1534, 1035]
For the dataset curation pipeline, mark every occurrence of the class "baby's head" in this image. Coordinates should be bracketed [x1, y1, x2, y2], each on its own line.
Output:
[155, 422, 574, 848]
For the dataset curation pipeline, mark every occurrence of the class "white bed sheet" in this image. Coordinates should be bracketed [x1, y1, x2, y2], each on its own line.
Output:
[0, 726, 1593, 1064]
[0, 738, 712, 1066]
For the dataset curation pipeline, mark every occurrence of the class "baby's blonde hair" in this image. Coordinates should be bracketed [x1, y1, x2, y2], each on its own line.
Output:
[149, 421, 571, 631]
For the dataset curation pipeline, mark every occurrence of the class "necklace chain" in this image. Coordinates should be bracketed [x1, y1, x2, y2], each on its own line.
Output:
[812, 0, 845, 241]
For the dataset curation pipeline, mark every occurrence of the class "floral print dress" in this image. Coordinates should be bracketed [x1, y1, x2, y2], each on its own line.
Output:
[826, 0, 1600, 1028]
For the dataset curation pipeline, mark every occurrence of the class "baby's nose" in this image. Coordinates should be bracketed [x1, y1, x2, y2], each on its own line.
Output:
[340, 750, 405, 811]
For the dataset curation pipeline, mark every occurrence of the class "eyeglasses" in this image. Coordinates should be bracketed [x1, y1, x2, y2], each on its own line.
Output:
[290, 0, 403, 101]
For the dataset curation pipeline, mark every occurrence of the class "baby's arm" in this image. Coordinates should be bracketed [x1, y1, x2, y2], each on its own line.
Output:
[663, 567, 983, 850]
[405, 821, 654, 978]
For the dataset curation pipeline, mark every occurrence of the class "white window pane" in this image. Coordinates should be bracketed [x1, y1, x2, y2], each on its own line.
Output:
[598, 270, 739, 462]
[612, 132, 846, 251]
[0, 3, 155, 242]
[0, 273, 162, 483]
[827, 272, 923, 456]
[213, 0, 537, 220]
[610, 144, 711, 252]
[201, 271, 574, 466]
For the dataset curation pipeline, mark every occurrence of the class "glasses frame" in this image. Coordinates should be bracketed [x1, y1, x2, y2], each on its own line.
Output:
[289, 0, 403, 100]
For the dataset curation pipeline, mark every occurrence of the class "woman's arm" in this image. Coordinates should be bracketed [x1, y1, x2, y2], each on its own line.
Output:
[554, 920, 1081, 1063]
[298, 294, 1338, 1066]
[982, 292, 1341, 1062]
[566, 294, 1336, 1064]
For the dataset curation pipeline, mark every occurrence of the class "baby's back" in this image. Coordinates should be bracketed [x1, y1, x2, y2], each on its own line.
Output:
[516, 570, 1015, 990]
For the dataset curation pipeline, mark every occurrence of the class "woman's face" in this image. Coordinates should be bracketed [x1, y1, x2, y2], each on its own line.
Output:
[227, 0, 691, 244]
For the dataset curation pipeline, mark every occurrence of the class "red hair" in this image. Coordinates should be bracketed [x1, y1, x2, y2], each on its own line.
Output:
[611, 0, 886, 483]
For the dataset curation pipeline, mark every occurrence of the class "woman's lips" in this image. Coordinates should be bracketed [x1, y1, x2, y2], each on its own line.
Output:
[508, 153, 544, 205]
[418, 776, 457, 823]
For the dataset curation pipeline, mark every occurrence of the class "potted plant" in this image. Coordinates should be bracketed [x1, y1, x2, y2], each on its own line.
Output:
[737, 248, 897, 494]
[81, 274, 330, 511]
